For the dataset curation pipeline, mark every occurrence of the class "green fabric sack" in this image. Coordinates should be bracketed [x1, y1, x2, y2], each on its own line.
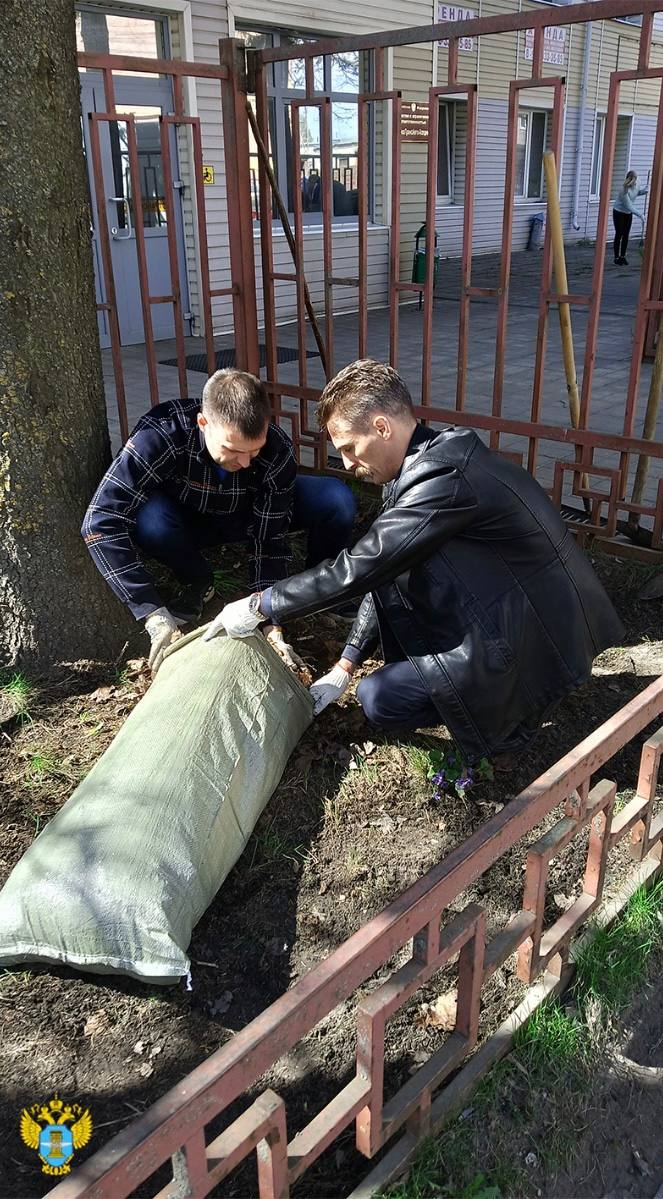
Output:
[0, 628, 312, 984]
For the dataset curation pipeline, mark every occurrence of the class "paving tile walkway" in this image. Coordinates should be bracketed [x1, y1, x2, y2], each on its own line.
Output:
[102, 243, 662, 513]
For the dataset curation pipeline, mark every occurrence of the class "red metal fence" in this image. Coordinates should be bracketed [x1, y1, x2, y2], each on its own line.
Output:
[83, 0, 663, 556]
[48, 677, 663, 1199]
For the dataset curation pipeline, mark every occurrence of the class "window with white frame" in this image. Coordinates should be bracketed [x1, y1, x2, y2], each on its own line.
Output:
[590, 114, 605, 198]
[238, 27, 371, 224]
[437, 101, 455, 199]
[515, 108, 548, 199]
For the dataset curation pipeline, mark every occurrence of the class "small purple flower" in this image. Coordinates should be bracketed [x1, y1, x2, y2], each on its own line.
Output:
[432, 770, 446, 785]
[456, 775, 473, 791]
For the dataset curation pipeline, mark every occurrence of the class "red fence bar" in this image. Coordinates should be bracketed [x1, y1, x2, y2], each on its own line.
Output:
[457, 85, 478, 411]
[579, 70, 621, 435]
[620, 76, 663, 476]
[389, 91, 403, 369]
[358, 96, 369, 358]
[189, 116, 218, 378]
[290, 103, 309, 398]
[321, 96, 335, 381]
[492, 79, 521, 449]
[219, 38, 260, 376]
[254, 64, 279, 387]
[257, 0, 663, 61]
[528, 80, 566, 476]
[124, 115, 160, 406]
[78, 51, 229, 80]
[87, 112, 128, 442]
[160, 117, 190, 398]
[421, 90, 440, 406]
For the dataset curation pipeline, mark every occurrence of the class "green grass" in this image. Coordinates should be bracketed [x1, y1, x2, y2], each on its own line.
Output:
[574, 876, 663, 1014]
[406, 745, 433, 782]
[514, 998, 587, 1078]
[23, 752, 61, 786]
[1, 670, 32, 720]
[213, 566, 242, 600]
[249, 819, 306, 869]
[387, 1154, 502, 1199]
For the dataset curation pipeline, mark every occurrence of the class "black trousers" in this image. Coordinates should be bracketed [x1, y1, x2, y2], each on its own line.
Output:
[355, 656, 549, 762]
[613, 209, 633, 260]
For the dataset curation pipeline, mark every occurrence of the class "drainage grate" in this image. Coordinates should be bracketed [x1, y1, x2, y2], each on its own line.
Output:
[159, 345, 317, 372]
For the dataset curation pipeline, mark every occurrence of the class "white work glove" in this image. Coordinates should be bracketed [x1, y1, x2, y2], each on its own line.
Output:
[202, 594, 264, 641]
[145, 607, 183, 675]
[309, 663, 352, 716]
[264, 626, 307, 674]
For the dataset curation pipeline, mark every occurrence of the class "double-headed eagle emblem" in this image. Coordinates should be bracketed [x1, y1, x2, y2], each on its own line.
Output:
[20, 1094, 93, 1176]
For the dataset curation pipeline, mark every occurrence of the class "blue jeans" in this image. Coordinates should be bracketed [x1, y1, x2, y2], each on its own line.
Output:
[357, 660, 440, 730]
[134, 474, 356, 586]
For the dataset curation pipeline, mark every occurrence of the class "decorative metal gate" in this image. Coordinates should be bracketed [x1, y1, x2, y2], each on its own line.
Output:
[82, 1, 663, 555]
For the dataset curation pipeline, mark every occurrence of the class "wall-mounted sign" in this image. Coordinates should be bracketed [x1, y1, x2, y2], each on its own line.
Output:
[400, 101, 430, 143]
[437, 4, 475, 51]
[524, 26, 567, 67]
[202, 164, 215, 185]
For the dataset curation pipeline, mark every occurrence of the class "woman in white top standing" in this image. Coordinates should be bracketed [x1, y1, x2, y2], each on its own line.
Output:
[612, 170, 648, 265]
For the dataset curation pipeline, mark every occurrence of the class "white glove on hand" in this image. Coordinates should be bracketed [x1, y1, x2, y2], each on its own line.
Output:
[265, 626, 307, 674]
[309, 663, 352, 716]
[145, 607, 183, 675]
[202, 594, 264, 641]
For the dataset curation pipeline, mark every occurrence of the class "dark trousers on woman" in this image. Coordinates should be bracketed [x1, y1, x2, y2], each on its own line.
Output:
[613, 209, 632, 261]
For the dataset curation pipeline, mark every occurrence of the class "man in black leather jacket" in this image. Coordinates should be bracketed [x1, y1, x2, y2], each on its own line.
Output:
[204, 360, 623, 765]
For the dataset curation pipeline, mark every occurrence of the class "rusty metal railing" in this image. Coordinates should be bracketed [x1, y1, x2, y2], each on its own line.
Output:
[81, 0, 663, 553]
[47, 674, 663, 1199]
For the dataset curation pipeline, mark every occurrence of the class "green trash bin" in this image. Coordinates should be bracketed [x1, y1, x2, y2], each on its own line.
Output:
[412, 223, 441, 308]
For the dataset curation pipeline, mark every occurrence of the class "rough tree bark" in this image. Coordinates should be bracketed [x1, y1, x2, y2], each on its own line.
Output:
[0, 0, 135, 671]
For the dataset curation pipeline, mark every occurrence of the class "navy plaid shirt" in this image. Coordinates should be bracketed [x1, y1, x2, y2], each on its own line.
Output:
[82, 398, 297, 619]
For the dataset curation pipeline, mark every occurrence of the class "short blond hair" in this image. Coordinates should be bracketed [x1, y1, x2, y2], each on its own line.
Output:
[317, 359, 413, 430]
[201, 369, 270, 437]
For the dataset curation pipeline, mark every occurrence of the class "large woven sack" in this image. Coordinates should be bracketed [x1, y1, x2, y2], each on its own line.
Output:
[0, 628, 312, 984]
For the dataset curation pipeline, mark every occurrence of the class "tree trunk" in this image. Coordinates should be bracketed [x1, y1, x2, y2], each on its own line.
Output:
[0, 0, 135, 671]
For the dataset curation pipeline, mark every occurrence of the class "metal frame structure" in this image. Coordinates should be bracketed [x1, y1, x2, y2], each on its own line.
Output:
[47, 677, 663, 1199]
[81, 0, 663, 551]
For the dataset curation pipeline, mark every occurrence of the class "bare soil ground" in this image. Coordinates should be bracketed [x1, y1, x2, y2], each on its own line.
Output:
[1, 549, 662, 1199]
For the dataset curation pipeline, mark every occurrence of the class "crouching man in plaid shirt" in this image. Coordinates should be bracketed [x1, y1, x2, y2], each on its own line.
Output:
[82, 369, 356, 672]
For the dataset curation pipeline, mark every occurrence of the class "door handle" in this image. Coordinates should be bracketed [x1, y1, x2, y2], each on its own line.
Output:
[108, 196, 132, 239]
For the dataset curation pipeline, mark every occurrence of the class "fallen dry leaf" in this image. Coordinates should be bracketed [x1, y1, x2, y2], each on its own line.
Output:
[90, 686, 117, 704]
[83, 1009, 110, 1038]
[416, 988, 458, 1031]
[125, 658, 146, 676]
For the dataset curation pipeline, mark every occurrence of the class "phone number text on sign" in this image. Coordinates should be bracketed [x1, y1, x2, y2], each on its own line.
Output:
[437, 4, 475, 51]
[524, 26, 567, 67]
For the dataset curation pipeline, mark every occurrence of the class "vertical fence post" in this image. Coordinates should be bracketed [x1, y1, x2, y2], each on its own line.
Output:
[219, 37, 260, 376]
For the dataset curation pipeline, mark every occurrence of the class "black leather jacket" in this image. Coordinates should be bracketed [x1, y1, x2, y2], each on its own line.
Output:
[270, 425, 623, 760]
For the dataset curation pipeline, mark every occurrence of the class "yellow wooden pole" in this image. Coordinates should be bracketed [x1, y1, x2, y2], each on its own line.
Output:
[543, 150, 581, 429]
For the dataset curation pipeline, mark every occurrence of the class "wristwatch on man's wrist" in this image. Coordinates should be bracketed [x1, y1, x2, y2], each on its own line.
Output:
[248, 592, 263, 617]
